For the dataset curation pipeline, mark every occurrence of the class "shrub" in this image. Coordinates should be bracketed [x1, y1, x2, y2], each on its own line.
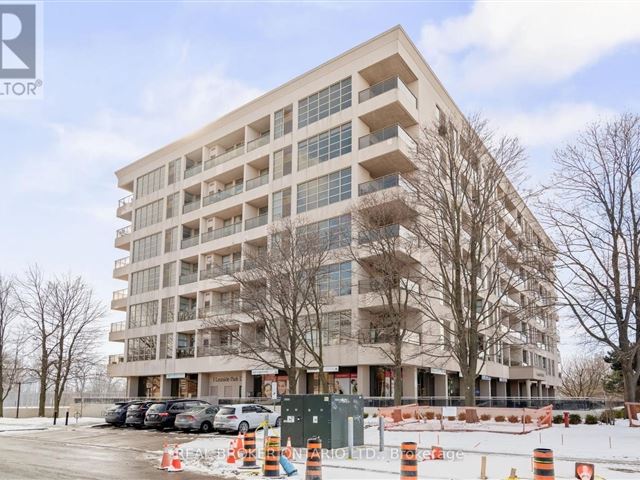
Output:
[584, 414, 598, 425]
[552, 414, 564, 424]
[507, 415, 519, 423]
[494, 415, 505, 422]
[364, 413, 369, 419]
[523, 415, 533, 424]
[569, 414, 582, 425]
[457, 412, 467, 421]
[447, 416, 456, 421]
[372, 413, 377, 418]
[425, 411, 435, 420]
[615, 408, 628, 419]
[599, 409, 616, 424]
[480, 414, 491, 421]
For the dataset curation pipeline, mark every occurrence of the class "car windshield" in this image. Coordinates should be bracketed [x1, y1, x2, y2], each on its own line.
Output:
[147, 403, 167, 412]
[218, 407, 235, 415]
[127, 404, 141, 410]
[185, 407, 206, 414]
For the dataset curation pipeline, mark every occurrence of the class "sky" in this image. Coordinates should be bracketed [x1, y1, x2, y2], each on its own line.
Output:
[1, 1, 639, 358]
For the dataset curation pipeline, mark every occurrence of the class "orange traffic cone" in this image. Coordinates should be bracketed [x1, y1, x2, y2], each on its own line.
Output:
[226, 440, 237, 465]
[158, 441, 171, 470]
[167, 444, 184, 473]
[235, 433, 244, 459]
[283, 436, 293, 459]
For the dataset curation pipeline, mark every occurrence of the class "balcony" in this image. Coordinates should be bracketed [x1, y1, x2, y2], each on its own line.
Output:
[183, 199, 201, 214]
[246, 133, 270, 152]
[179, 272, 198, 286]
[198, 301, 240, 318]
[358, 124, 416, 176]
[184, 163, 203, 179]
[111, 288, 128, 311]
[108, 354, 124, 365]
[358, 76, 418, 131]
[358, 223, 417, 245]
[358, 224, 419, 263]
[201, 222, 242, 244]
[117, 194, 133, 219]
[245, 173, 269, 191]
[114, 225, 131, 249]
[358, 172, 413, 196]
[197, 345, 238, 357]
[176, 346, 195, 359]
[181, 235, 200, 249]
[205, 144, 245, 170]
[203, 184, 243, 207]
[113, 256, 129, 280]
[245, 213, 268, 230]
[509, 365, 547, 381]
[178, 309, 197, 322]
[109, 321, 125, 342]
[200, 261, 242, 280]
[114, 256, 130, 269]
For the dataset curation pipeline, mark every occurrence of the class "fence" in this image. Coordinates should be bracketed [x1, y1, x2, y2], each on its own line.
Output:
[362, 396, 623, 410]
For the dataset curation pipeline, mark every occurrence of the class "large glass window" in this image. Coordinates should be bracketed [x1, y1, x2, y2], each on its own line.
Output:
[164, 227, 178, 253]
[128, 300, 158, 328]
[163, 261, 176, 288]
[305, 310, 351, 347]
[316, 261, 351, 296]
[167, 158, 180, 185]
[298, 123, 351, 170]
[166, 192, 180, 219]
[298, 214, 351, 250]
[131, 232, 161, 263]
[159, 333, 174, 359]
[273, 105, 292, 139]
[135, 166, 165, 199]
[126, 336, 157, 362]
[298, 77, 351, 128]
[130, 266, 160, 295]
[134, 199, 163, 231]
[161, 297, 175, 323]
[272, 188, 291, 220]
[272, 146, 292, 180]
[297, 167, 351, 213]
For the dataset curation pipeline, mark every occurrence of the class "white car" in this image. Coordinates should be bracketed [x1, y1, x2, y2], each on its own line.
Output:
[214, 404, 281, 434]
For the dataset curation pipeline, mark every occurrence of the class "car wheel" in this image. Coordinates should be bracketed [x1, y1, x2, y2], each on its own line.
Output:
[200, 421, 213, 433]
[238, 421, 249, 435]
[274, 417, 281, 427]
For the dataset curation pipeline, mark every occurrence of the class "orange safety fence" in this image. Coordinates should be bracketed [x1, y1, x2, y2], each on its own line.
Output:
[625, 402, 640, 427]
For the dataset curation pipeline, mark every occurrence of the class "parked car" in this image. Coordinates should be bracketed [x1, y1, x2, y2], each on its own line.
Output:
[175, 405, 220, 433]
[144, 399, 210, 430]
[105, 401, 143, 426]
[214, 404, 280, 434]
[125, 401, 159, 428]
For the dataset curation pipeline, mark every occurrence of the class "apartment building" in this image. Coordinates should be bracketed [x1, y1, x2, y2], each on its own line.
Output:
[108, 26, 561, 401]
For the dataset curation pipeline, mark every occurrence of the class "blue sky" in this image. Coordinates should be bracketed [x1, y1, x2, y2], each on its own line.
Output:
[1, 1, 639, 356]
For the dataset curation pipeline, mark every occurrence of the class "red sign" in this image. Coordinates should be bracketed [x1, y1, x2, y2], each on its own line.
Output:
[575, 463, 594, 480]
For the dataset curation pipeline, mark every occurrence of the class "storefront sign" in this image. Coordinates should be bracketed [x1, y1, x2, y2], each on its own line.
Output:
[307, 366, 340, 373]
[481, 375, 491, 381]
[251, 368, 278, 375]
[323, 366, 340, 372]
[498, 377, 508, 383]
[166, 373, 185, 379]
[430, 368, 446, 375]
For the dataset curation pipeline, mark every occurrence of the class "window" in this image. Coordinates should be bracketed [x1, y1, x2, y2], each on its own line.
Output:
[305, 310, 351, 346]
[126, 336, 157, 362]
[167, 158, 180, 185]
[128, 301, 158, 328]
[131, 232, 161, 263]
[134, 199, 163, 231]
[298, 77, 351, 128]
[159, 333, 174, 359]
[272, 188, 291, 220]
[298, 123, 351, 170]
[163, 261, 176, 288]
[273, 105, 292, 139]
[297, 167, 351, 213]
[130, 266, 160, 295]
[161, 297, 175, 323]
[164, 227, 178, 253]
[316, 261, 351, 296]
[135, 166, 164, 199]
[272, 146, 292, 179]
[166, 192, 180, 219]
[298, 214, 351, 250]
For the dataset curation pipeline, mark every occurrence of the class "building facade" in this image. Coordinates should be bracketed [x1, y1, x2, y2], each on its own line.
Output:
[108, 26, 560, 401]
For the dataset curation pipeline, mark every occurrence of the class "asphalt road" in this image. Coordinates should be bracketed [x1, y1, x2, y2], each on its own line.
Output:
[0, 424, 228, 480]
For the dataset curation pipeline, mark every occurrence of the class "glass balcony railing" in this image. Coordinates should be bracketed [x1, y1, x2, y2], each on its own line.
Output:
[179, 272, 198, 285]
[112, 289, 128, 301]
[116, 225, 131, 238]
[181, 235, 200, 249]
[358, 277, 419, 294]
[198, 301, 240, 317]
[246, 133, 270, 152]
[197, 345, 238, 357]
[245, 173, 269, 190]
[358, 124, 416, 150]
[205, 144, 245, 170]
[358, 75, 418, 108]
[203, 184, 243, 207]
[176, 346, 195, 359]
[114, 256, 130, 269]
[184, 163, 203, 179]
[110, 321, 125, 332]
[200, 260, 242, 280]
[245, 213, 268, 230]
[118, 194, 133, 209]
[201, 222, 243, 244]
[182, 199, 201, 214]
[358, 173, 412, 196]
[358, 223, 417, 245]
[108, 354, 124, 365]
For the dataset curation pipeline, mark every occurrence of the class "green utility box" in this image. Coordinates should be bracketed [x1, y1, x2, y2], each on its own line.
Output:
[281, 394, 364, 449]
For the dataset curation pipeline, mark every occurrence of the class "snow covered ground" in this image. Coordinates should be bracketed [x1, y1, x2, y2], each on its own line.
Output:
[0, 416, 104, 433]
[171, 422, 640, 479]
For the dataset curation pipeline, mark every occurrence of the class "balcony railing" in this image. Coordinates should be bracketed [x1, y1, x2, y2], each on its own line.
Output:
[118, 194, 133, 209]
[112, 289, 128, 301]
[177, 309, 196, 322]
[181, 235, 200, 249]
[116, 225, 131, 238]
[358, 124, 416, 150]
[358, 173, 412, 196]
[179, 271, 198, 285]
[358, 224, 417, 245]
[198, 301, 240, 318]
[176, 346, 195, 359]
[205, 144, 245, 170]
[246, 133, 270, 152]
[203, 184, 243, 207]
[183, 199, 201, 214]
[200, 260, 242, 280]
[358, 75, 417, 107]
[108, 354, 124, 365]
[358, 277, 420, 294]
[245, 213, 268, 230]
[110, 321, 125, 332]
[201, 222, 242, 243]
[184, 163, 203, 179]
[197, 345, 239, 357]
[114, 256, 130, 269]
[245, 173, 269, 190]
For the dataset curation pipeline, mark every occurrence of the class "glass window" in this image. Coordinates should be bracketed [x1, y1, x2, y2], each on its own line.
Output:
[162, 261, 176, 288]
[297, 168, 351, 213]
[126, 336, 157, 362]
[298, 214, 351, 250]
[131, 232, 161, 263]
[135, 166, 165, 199]
[130, 266, 160, 295]
[273, 105, 292, 139]
[161, 297, 175, 323]
[166, 192, 180, 219]
[298, 123, 351, 170]
[164, 227, 178, 253]
[134, 199, 163, 231]
[128, 301, 158, 328]
[272, 146, 292, 180]
[272, 188, 291, 220]
[159, 333, 174, 359]
[167, 158, 180, 185]
[298, 77, 351, 128]
[316, 261, 351, 296]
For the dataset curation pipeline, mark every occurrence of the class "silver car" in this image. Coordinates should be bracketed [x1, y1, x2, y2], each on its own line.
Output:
[174, 405, 220, 433]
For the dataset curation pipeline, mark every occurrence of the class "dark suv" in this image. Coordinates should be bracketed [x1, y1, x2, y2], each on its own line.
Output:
[125, 401, 159, 428]
[105, 401, 143, 426]
[144, 399, 210, 430]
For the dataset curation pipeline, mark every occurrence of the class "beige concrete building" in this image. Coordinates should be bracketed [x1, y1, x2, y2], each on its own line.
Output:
[108, 26, 560, 402]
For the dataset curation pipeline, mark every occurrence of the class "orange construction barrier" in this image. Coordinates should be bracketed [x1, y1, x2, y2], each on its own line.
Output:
[167, 444, 184, 473]
[283, 436, 293, 459]
[158, 441, 171, 470]
[241, 431, 257, 468]
[305, 437, 322, 480]
[400, 442, 418, 479]
[430, 445, 443, 460]
[235, 433, 244, 459]
[263, 435, 281, 478]
[532, 448, 554, 480]
[226, 440, 237, 465]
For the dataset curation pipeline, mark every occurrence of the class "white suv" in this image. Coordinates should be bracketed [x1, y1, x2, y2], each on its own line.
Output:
[214, 404, 280, 434]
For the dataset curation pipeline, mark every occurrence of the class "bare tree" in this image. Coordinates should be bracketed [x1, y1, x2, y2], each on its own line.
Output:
[540, 113, 640, 402]
[559, 354, 608, 398]
[410, 113, 547, 406]
[0, 274, 20, 416]
[203, 218, 333, 394]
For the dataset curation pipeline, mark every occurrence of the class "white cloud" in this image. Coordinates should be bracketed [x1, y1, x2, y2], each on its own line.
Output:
[421, 2, 640, 91]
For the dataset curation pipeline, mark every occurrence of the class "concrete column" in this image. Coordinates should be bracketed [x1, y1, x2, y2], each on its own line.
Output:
[434, 374, 447, 398]
[402, 366, 418, 399]
[197, 373, 210, 398]
[160, 375, 172, 397]
[357, 365, 370, 397]
[240, 371, 253, 398]
[536, 381, 542, 398]
[524, 380, 532, 399]
[295, 373, 307, 395]
[479, 379, 491, 398]
[496, 381, 507, 397]
[127, 377, 139, 397]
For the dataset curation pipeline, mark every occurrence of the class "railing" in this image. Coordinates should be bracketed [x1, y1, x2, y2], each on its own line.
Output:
[358, 172, 412, 196]
[358, 124, 416, 150]
[176, 346, 195, 359]
[358, 223, 417, 245]
[245, 173, 269, 190]
[198, 301, 240, 317]
[116, 225, 131, 238]
[181, 235, 200, 249]
[197, 345, 238, 357]
[201, 222, 242, 243]
[358, 277, 419, 294]
[110, 321, 125, 332]
[182, 199, 201, 214]
[246, 133, 270, 152]
[184, 163, 202, 179]
[203, 184, 243, 207]
[114, 256, 130, 269]
[358, 75, 418, 107]
[205, 144, 245, 170]
[178, 272, 198, 285]
[112, 289, 128, 301]
[108, 354, 125, 365]
[245, 213, 268, 230]
[200, 261, 242, 280]
[118, 194, 133, 209]
[177, 309, 196, 322]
